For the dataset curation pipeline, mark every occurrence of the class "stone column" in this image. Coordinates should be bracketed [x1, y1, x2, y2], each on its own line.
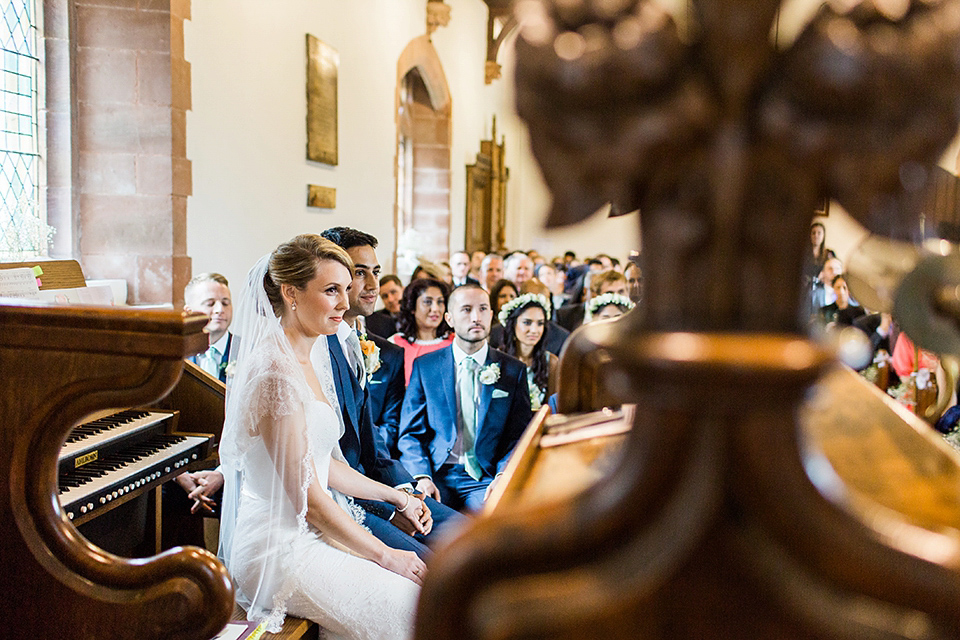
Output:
[66, 0, 190, 305]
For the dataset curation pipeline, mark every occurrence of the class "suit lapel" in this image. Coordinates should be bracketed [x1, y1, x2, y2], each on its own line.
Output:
[439, 347, 457, 429]
[218, 333, 233, 382]
[475, 348, 497, 435]
[328, 335, 359, 430]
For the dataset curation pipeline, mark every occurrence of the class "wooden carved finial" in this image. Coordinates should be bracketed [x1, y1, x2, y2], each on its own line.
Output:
[413, 1, 960, 639]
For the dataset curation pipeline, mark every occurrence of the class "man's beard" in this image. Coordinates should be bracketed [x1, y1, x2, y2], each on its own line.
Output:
[457, 327, 488, 343]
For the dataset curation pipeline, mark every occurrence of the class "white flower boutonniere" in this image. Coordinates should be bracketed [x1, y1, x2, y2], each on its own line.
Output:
[359, 334, 381, 381]
[478, 362, 500, 385]
[222, 360, 237, 378]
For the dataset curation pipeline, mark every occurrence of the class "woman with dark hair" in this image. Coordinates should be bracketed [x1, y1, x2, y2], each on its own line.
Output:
[805, 221, 837, 282]
[488, 279, 519, 328]
[498, 293, 557, 410]
[389, 277, 453, 385]
[585, 292, 635, 322]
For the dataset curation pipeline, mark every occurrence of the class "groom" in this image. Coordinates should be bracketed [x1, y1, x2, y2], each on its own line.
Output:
[398, 284, 533, 511]
[317, 226, 463, 558]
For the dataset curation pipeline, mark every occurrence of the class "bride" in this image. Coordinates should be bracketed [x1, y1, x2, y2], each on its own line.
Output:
[219, 234, 426, 639]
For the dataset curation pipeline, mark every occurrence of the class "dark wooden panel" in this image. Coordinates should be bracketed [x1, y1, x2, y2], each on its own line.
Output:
[0, 299, 233, 639]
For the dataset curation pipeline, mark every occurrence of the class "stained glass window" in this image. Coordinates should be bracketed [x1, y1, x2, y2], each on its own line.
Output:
[1, 0, 52, 260]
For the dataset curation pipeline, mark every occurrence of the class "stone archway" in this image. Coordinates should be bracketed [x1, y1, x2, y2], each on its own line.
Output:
[394, 36, 451, 280]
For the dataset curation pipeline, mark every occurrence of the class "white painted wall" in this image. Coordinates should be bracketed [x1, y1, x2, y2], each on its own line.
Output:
[186, 1, 960, 290]
[185, 1, 646, 291]
[187, 0, 433, 287]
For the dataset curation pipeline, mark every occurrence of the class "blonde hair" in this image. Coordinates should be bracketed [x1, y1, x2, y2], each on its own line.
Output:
[184, 272, 229, 299]
[589, 269, 627, 297]
[264, 234, 353, 317]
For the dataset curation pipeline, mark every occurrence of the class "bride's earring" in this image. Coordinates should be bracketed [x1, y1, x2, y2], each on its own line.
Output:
[291, 301, 297, 311]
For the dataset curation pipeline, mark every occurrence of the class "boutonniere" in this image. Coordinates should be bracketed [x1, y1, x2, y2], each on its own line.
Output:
[478, 362, 500, 385]
[359, 333, 381, 380]
[220, 360, 237, 378]
[529, 384, 544, 410]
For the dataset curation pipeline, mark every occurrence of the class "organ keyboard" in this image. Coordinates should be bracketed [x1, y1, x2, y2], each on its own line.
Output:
[58, 408, 212, 525]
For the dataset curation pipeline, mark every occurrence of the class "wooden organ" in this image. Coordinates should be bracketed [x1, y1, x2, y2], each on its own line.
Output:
[0, 264, 233, 638]
[412, 0, 960, 638]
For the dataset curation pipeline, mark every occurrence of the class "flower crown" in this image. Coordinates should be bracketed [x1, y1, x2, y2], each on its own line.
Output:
[498, 293, 552, 326]
[586, 292, 635, 316]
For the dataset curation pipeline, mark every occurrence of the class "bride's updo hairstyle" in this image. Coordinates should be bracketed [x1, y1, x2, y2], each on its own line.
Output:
[264, 234, 353, 317]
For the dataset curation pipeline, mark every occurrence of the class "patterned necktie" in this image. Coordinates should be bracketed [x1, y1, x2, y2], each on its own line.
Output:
[459, 356, 482, 480]
[201, 345, 221, 378]
[346, 330, 365, 387]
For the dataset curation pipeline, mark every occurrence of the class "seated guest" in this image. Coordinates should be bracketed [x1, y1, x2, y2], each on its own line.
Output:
[811, 256, 844, 312]
[497, 293, 558, 410]
[398, 284, 533, 511]
[411, 259, 447, 283]
[854, 312, 896, 359]
[469, 250, 486, 282]
[490, 279, 569, 356]
[488, 279, 519, 330]
[450, 250, 479, 287]
[535, 263, 569, 317]
[389, 277, 454, 385]
[166, 272, 231, 544]
[804, 221, 837, 284]
[585, 292, 635, 322]
[625, 260, 643, 303]
[367, 274, 403, 338]
[480, 253, 504, 291]
[184, 272, 234, 382]
[319, 227, 464, 558]
[558, 269, 629, 331]
[891, 332, 940, 379]
[503, 252, 534, 289]
[819, 275, 865, 328]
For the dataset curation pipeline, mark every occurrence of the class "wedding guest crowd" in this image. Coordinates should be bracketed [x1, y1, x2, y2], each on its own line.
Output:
[183, 232, 653, 638]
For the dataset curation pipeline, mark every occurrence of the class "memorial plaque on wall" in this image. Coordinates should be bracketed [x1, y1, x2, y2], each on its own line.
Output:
[306, 34, 338, 165]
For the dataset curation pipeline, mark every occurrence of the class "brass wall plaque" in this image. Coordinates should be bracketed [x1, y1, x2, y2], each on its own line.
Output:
[307, 185, 336, 209]
[306, 34, 338, 165]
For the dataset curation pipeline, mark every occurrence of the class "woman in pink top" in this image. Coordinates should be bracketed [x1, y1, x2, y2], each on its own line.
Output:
[891, 332, 939, 379]
[389, 277, 454, 385]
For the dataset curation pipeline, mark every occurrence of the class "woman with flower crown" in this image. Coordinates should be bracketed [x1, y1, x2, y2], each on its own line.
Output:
[497, 293, 557, 410]
[219, 234, 425, 639]
[585, 292, 636, 323]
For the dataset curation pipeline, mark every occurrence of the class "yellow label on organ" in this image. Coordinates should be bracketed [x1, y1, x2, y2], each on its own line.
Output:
[75, 451, 97, 467]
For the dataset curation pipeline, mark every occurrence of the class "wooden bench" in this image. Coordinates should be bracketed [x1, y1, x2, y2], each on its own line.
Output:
[231, 604, 319, 640]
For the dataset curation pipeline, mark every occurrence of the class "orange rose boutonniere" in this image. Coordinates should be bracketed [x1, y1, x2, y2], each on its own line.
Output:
[359, 333, 381, 381]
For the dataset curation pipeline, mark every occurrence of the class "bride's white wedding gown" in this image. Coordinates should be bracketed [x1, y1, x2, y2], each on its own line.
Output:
[223, 334, 418, 640]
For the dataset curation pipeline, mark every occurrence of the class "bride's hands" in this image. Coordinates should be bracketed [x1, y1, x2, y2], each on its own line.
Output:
[378, 548, 427, 586]
[392, 492, 433, 536]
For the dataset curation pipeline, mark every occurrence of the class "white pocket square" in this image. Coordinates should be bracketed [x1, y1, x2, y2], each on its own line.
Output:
[492, 389, 509, 399]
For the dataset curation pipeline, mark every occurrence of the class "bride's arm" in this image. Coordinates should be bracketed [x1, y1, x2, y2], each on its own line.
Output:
[327, 459, 432, 535]
[257, 404, 426, 584]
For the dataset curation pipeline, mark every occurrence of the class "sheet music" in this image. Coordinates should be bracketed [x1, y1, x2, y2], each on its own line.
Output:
[0, 268, 40, 299]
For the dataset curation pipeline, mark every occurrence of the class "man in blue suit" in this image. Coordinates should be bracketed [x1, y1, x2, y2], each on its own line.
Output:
[399, 284, 533, 511]
[317, 227, 464, 558]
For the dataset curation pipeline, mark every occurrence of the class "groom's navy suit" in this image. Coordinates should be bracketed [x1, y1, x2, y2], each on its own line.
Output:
[366, 333, 405, 458]
[326, 335, 462, 558]
[398, 344, 533, 509]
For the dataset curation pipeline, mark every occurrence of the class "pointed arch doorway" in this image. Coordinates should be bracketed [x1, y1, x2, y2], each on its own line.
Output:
[395, 37, 452, 280]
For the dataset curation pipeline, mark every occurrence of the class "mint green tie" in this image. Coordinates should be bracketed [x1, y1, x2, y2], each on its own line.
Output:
[460, 357, 483, 480]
